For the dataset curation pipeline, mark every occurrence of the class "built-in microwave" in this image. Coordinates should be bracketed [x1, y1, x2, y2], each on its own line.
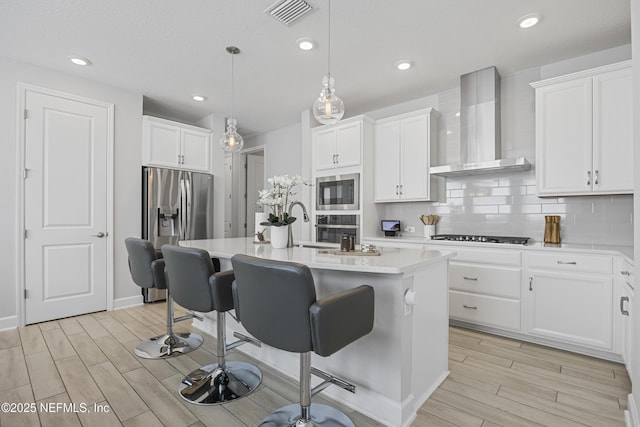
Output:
[316, 173, 359, 211]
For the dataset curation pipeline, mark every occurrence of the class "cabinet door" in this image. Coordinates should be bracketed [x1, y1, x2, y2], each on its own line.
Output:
[400, 114, 429, 200]
[314, 127, 337, 171]
[335, 121, 362, 167]
[526, 270, 613, 349]
[145, 121, 181, 168]
[535, 78, 593, 196]
[181, 128, 212, 173]
[374, 121, 401, 201]
[592, 67, 633, 194]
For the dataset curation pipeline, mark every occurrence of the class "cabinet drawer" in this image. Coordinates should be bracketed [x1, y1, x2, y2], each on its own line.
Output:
[527, 252, 612, 274]
[453, 249, 521, 266]
[450, 291, 520, 331]
[449, 263, 520, 298]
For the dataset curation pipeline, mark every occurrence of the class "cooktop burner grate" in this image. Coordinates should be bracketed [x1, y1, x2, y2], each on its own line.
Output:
[431, 234, 530, 245]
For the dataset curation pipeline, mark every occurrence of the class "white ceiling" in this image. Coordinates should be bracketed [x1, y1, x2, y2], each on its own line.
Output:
[0, 0, 631, 136]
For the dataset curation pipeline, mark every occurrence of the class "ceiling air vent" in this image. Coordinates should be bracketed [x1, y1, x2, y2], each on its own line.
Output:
[265, 0, 314, 26]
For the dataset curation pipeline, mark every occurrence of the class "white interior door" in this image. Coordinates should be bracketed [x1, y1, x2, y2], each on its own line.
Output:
[245, 153, 265, 237]
[23, 88, 111, 324]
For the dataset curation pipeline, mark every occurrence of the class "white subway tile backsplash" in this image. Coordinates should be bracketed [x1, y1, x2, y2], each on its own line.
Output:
[381, 168, 633, 245]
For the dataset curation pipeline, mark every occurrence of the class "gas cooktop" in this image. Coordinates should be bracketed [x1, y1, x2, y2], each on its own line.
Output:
[431, 234, 530, 245]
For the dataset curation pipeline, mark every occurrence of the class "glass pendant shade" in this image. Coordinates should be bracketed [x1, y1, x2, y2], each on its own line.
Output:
[312, 74, 344, 125]
[219, 118, 244, 152]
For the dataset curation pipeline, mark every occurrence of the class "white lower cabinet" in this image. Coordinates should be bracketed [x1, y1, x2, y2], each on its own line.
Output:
[366, 238, 627, 360]
[617, 258, 634, 376]
[525, 252, 614, 351]
[448, 248, 522, 332]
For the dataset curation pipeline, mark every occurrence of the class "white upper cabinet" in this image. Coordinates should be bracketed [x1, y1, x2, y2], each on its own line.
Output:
[313, 119, 362, 171]
[532, 61, 632, 196]
[143, 115, 213, 173]
[374, 108, 440, 202]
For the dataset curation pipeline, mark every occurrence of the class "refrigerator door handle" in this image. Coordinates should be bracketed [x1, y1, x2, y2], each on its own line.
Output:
[179, 175, 187, 240]
[185, 173, 193, 239]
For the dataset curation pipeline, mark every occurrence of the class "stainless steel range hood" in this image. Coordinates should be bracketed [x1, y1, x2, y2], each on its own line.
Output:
[430, 66, 530, 176]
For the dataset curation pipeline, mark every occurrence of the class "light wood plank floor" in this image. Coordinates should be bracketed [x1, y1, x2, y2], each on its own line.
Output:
[0, 303, 630, 426]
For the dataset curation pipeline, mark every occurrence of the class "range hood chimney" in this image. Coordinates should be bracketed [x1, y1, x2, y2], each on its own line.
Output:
[430, 66, 530, 176]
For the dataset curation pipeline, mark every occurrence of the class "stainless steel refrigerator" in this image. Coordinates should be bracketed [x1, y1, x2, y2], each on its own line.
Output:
[142, 167, 215, 302]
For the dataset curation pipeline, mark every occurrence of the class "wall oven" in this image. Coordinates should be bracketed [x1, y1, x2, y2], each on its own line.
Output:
[316, 173, 359, 211]
[315, 214, 359, 245]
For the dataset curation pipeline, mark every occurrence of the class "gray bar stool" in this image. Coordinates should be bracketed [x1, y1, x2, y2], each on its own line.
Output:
[161, 245, 262, 405]
[124, 237, 203, 359]
[231, 254, 375, 427]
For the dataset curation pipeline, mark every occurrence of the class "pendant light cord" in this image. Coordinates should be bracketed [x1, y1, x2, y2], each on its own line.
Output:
[327, 0, 331, 79]
[231, 51, 234, 120]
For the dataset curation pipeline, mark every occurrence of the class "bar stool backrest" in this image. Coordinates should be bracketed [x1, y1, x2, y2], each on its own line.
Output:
[231, 254, 317, 353]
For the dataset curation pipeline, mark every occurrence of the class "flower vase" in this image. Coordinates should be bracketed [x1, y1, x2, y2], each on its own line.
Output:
[270, 226, 288, 249]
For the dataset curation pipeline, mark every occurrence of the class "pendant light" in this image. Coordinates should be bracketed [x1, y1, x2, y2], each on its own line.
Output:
[220, 46, 244, 152]
[312, 0, 344, 125]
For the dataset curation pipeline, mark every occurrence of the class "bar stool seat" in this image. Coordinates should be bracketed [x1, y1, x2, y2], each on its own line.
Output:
[162, 245, 262, 405]
[231, 254, 375, 427]
[124, 237, 202, 359]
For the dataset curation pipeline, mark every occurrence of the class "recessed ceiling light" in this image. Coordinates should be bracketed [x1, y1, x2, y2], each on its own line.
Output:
[68, 55, 92, 66]
[395, 60, 413, 71]
[192, 95, 206, 102]
[517, 13, 541, 29]
[296, 38, 316, 51]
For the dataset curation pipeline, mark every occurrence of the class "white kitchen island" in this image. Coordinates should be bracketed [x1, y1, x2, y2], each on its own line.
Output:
[179, 237, 454, 427]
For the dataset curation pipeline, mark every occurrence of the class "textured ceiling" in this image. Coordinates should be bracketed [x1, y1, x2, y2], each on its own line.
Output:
[0, 0, 631, 135]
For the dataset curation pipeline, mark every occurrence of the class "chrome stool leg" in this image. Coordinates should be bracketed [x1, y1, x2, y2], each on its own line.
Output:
[259, 353, 355, 427]
[178, 311, 262, 404]
[134, 293, 203, 359]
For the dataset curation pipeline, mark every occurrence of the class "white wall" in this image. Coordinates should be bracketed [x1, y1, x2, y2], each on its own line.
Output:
[630, 0, 640, 422]
[240, 122, 311, 241]
[0, 56, 143, 324]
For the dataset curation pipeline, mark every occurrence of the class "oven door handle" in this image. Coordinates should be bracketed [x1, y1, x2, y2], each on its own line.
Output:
[315, 224, 359, 229]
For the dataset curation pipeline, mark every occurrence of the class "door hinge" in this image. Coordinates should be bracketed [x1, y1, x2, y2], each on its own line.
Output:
[24, 229, 28, 239]
[24, 109, 28, 119]
[24, 289, 28, 299]
[23, 168, 28, 179]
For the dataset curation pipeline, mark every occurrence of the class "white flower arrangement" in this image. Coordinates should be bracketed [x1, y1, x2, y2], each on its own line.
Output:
[258, 175, 311, 227]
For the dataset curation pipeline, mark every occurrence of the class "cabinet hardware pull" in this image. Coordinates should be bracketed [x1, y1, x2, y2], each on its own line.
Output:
[463, 304, 478, 310]
[594, 170, 599, 185]
[529, 276, 533, 291]
[621, 270, 631, 276]
[557, 261, 577, 265]
[336, 153, 339, 163]
[395, 185, 399, 195]
[621, 296, 630, 316]
[399, 184, 403, 195]
[463, 276, 478, 281]
[587, 170, 591, 186]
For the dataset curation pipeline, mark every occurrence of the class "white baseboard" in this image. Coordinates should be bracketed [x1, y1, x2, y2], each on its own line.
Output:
[0, 315, 18, 331]
[627, 393, 639, 427]
[113, 295, 144, 310]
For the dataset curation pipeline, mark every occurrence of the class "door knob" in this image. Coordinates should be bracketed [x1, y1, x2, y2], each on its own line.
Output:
[92, 232, 107, 238]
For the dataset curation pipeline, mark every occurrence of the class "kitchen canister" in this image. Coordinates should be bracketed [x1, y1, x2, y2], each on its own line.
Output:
[424, 224, 436, 239]
[544, 215, 561, 244]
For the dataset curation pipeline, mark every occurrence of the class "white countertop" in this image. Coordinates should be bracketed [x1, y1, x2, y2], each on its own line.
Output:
[179, 237, 454, 274]
[364, 236, 633, 260]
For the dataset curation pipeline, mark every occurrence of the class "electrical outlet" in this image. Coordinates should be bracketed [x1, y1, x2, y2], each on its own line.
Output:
[404, 226, 415, 233]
